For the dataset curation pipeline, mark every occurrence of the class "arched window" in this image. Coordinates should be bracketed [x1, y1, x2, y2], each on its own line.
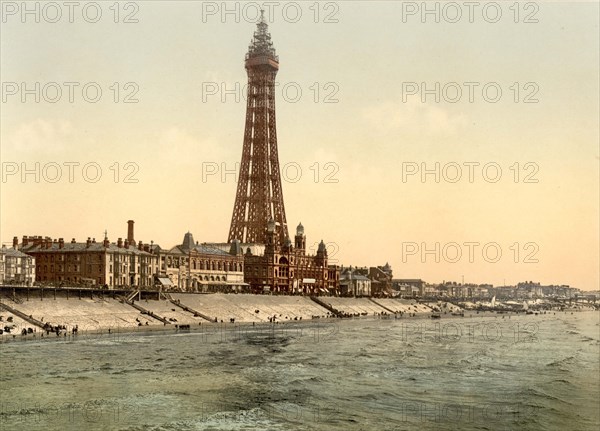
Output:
[278, 257, 289, 278]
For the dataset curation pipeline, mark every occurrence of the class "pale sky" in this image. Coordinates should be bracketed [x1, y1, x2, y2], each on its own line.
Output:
[1, 1, 598, 290]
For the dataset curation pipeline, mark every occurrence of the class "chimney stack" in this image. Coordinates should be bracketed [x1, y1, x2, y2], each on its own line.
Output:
[58, 238, 64, 249]
[138, 240, 143, 251]
[71, 238, 76, 244]
[86, 237, 92, 248]
[13, 236, 18, 248]
[127, 220, 135, 244]
[117, 238, 123, 248]
[124, 239, 129, 249]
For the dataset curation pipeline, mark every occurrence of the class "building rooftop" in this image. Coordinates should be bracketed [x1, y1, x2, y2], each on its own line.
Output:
[0, 246, 33, 258]
[21, 242, 153, 256]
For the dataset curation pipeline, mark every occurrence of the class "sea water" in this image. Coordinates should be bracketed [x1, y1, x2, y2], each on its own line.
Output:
[1, 311, 598, 430]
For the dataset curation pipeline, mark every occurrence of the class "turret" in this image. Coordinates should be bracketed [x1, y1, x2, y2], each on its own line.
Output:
[229, 239, 242, 256]
[316, 240, 328, 267]
[265, 218, 276, 254]
[294, 222, 306, 252]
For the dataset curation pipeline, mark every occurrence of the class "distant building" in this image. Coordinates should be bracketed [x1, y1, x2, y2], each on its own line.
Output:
[1, 243, 36, 286]
[339, 266, 371, 297]
[157, 232, 245, 292]
[431, 282, 493, 298]
[516, 281, 543, 298]
[327, 264, 340, 293]
[368, 263, 393, 296]
[393, 279, 425, 297]
[514, 281, 579, 299]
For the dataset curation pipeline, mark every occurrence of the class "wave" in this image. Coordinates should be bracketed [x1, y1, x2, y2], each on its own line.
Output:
[546, 356, 576, 369]
[520, 387, 571, 404]
[111, 368, 157, 375]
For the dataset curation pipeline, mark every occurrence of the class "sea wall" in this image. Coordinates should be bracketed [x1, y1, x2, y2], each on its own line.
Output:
[0, 289, 455, 340]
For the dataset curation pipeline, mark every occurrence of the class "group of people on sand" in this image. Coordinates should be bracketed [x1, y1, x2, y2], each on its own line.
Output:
[42, 322, 69, 336]
[135, 317, 150, 327]
[312, 310, 417, 319]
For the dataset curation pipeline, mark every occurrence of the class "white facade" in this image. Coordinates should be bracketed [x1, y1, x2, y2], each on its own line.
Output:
[0, 245, 36, 286]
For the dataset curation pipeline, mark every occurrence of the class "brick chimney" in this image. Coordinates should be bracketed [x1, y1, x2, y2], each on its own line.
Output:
[22, 236, 28, 247]
[13, 236, 18, 248]
[124, 239, 129, 249]
[71, 238, 76, 243]
[127, 220, 135, 244]
[86, 237, 91, 248]
[117, 238, 123, 248]
[138, 240, 143, 251]
[58, 238, 64, 249]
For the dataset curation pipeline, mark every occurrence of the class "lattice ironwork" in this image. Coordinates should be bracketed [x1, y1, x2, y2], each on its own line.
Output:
[228, 13, 288, 245]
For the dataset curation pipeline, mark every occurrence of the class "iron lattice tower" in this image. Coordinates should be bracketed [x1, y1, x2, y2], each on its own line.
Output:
[228, 13, 288, 244]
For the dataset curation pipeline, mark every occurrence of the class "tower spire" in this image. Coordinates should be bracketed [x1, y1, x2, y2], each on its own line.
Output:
[228, 20, 287, 245]
[246, 11, 278, 63]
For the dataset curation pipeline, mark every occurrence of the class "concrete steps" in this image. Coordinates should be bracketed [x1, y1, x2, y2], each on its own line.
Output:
[0, 302, 45, 328]
[310, 296, 342, 317]
[116, 295, 171, 325]
[169, 299, 214, 322]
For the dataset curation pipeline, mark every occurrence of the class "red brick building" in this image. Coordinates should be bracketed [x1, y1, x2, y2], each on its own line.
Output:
[243, 221, 339, 295]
